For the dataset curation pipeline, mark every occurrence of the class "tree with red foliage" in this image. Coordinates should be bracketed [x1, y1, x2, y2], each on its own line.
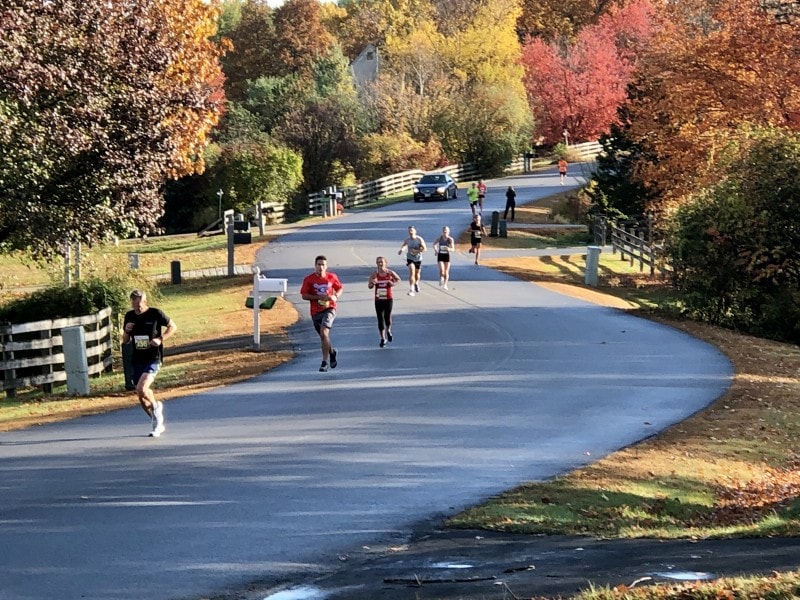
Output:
[521, 0, 656, 144]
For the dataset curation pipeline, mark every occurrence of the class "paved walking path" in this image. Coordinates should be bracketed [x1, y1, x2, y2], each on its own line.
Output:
[0, 165, 735, 600]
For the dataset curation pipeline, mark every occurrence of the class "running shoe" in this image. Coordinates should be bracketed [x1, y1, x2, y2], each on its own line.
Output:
[380, 339, 386, 348]
[407, 290, 415, 296]
[439, 277, 444, 287]
[149, 401, 165, 437]
[387, 330, 393, 342]
[443, 284, 448, 290]
[319, 361, 328, 372]
[414, 283, 420, 293]
[330, 348, 338, 369]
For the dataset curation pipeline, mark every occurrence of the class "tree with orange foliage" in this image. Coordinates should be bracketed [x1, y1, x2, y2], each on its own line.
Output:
[626, 0, 800, 214]
[0, 0, 226, 259]
[271, 0, 335, 78]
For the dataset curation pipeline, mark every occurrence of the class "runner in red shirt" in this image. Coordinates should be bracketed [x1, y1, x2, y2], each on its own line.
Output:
[367, 256, 401, 347]
[300, 255, 344, 372]
[477, 180, 487, 214]
[558, 159, 568, 185]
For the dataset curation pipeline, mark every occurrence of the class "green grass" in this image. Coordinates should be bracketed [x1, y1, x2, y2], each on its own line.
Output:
[485, 227, 592, 249]
[0, 233, 263, 291]
[572, 570, 800, 600]
[447, 477, 800, 539]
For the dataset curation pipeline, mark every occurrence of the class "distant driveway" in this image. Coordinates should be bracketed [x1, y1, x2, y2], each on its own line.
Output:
[0, 165, 732, 600]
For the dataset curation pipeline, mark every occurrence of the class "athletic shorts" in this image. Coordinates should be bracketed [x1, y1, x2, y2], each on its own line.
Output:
[406, 259, 422, 269]
[312, 308, 336, 333]
[132, 361, 160, 383]
[437, 253, 450, 263]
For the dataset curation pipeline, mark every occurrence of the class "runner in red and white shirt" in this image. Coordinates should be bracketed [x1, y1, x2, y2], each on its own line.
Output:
[477, 180, 488, 215]
[367, 256, 401, 348]
[300, 255, 344, 372]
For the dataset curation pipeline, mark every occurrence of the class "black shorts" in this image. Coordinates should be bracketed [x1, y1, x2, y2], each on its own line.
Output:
[437, 253, 450, 263]
[407, 259, 422, 269]
[471, 237, 482, 246]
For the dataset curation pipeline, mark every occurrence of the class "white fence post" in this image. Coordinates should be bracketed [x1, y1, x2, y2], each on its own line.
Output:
[585, 246, 602, 286]
[62, 326, 90, 395]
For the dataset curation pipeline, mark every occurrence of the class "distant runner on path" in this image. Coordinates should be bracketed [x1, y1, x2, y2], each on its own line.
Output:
[398, 225, 427, 296]
[433, 226, 455, 290]
[558, 159, 568, 185]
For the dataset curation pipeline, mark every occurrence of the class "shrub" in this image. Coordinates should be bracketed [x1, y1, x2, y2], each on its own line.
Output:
[667, 127, 800, 342]
[0, 276, 155, 326]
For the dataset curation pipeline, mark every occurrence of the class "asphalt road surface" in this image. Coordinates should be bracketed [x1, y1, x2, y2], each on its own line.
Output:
[0, 166, 732, 600]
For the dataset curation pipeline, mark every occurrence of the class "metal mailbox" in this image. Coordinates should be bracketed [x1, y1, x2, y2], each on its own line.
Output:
[256, 278, 288, 294]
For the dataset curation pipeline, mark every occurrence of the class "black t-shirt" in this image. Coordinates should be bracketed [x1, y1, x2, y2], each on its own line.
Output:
[470, 222, 483, 243]
[124, 307, 171, 365]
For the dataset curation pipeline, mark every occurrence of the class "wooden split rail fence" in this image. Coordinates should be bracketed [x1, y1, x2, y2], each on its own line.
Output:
[0, 307, 114, 398]
[594, 217, 672, 279]
[307, 141, 604, 215]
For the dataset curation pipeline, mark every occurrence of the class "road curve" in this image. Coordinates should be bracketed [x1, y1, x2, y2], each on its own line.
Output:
[0, 166, 732, 600]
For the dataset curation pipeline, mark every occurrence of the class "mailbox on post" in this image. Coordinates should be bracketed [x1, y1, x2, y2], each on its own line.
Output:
[248, 268, 288, 350]
[257, 277, 288, 294]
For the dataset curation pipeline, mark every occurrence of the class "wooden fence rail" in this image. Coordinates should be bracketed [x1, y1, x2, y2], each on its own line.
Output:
[307, 141, 603, 215]
[0, 307, 114, 397]
[199, 201, 286, 237]
[594, 218, 671, 279]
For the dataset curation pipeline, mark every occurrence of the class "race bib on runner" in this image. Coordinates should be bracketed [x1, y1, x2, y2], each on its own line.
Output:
[133, 335, 150, 350]
[376, 288, 388, 299]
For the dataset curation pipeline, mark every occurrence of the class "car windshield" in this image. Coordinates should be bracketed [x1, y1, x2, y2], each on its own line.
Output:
[419, 175, 445, 184]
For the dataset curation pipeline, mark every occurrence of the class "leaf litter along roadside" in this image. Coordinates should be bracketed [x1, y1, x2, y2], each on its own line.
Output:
[453, 251, 800, 539]
[447, 189, 799, 539]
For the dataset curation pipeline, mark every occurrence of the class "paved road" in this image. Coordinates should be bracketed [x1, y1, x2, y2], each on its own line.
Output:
[0, 166, 732, 600]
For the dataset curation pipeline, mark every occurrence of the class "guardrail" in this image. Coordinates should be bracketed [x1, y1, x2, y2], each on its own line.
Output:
[0, 307, 113, 397]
